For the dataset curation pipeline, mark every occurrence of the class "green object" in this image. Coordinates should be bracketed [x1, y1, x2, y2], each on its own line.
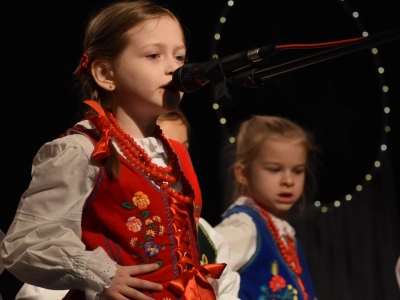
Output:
[197, 222, 217, 264]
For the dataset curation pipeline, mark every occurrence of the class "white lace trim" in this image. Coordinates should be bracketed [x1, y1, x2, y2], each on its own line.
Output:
[72, 247, 117, 300]
[135, 137, 166, 158]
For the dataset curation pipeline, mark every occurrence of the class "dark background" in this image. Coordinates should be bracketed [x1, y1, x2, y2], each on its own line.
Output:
[1, 0, 399, 299]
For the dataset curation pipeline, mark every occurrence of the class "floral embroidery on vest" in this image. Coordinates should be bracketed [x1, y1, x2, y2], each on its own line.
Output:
[258, 260, 299, 300]
[122, 191, 166, 265]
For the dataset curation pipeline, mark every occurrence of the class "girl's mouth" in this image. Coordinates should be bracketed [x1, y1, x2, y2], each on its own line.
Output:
[277, 193, 295, 203]
[278, 193, 293, 198]
[161, 83, 177, 91]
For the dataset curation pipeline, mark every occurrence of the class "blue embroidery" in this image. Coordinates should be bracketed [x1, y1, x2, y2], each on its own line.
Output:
[113, 240, 123, 265]
[85, 167, 105, 208]
[104, 235, 116, 262]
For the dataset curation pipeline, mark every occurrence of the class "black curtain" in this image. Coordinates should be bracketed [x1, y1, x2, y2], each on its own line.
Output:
[290, 151, 400, 300]
[1, 0, 399, 300]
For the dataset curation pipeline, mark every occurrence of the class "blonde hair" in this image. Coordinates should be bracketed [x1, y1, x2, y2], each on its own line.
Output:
[74, 0, 185, 178]
[232, 115, 315, 204]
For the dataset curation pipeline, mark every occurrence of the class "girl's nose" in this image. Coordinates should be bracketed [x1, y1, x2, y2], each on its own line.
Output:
[166, 57, 179, 75]
[282, 172, 294, 187]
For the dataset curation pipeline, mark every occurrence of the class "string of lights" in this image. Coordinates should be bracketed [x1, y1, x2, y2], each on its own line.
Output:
[209, 0, 391, 213]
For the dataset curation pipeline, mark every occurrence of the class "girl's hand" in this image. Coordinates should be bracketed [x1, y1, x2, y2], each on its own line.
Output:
[100, 263, 163, 300]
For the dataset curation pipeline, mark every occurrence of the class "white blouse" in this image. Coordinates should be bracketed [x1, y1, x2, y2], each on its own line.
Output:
[214, 196, 296, 272]
[198, 218, 240, 300]
[1, 120, 239, 300]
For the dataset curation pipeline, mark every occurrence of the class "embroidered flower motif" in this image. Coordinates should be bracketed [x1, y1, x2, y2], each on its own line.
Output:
[126, 217, 142, 232]
[269, 275, 286, 293]
[258, 261, 297, 300]
[159, 225, 165, 235]
[124, 191, 167, 263]
[132, 191, 150, 210]
[144, 242, 159, 258]
[146, 229, 156, 237]
[129, 237, 138, 248]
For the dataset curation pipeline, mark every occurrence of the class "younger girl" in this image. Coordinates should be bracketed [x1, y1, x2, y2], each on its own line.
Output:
[1, 1, 224, 299]
[215, 115, 317, 300]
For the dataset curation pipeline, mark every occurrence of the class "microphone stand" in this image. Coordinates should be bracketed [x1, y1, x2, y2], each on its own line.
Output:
[215, 28, 400, 106]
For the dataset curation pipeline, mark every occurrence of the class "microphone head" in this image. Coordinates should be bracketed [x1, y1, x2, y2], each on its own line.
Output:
[172, 63, 204, 93]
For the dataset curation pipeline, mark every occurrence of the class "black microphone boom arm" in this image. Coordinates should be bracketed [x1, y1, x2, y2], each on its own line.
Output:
[224, 28, 400, 104]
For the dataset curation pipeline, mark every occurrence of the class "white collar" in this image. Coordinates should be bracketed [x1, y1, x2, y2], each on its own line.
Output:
[225, 196, 296, 239]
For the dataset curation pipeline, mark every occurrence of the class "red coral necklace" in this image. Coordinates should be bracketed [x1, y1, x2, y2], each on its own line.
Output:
[258, 205, 309, 300]
[107, 112, 194, 203]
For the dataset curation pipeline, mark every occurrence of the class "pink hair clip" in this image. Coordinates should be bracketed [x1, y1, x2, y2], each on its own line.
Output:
[77, 54, 89, 75]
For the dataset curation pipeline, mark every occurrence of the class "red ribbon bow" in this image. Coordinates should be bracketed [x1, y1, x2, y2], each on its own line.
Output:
[83, 100, 112, 161]
[169, 256, 226, 300]
[77, 54, 89, 75]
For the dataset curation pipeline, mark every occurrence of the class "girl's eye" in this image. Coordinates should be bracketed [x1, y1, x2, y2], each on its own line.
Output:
[175, 55, 185, 62]
[267, 168, 280, 173]
[294, 169, 305, 174]
[147, 54, 159, 60]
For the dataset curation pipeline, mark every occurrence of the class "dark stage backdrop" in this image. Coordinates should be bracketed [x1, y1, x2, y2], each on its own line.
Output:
[1, 0, 399, 299]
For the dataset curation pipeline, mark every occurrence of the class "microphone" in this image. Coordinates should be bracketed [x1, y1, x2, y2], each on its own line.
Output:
[173, 45, 277, 93]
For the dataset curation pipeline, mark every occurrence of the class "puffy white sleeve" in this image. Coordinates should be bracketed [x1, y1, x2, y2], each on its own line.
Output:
[214, 212, 257, 272]
[198, 218, 241, 300]
[16, 283, 68, 300]
[0, 134, 116, 300]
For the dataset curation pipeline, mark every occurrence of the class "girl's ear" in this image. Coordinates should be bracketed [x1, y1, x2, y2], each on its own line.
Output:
[234, 163, 248, 185]
[91, 59, 116, 91]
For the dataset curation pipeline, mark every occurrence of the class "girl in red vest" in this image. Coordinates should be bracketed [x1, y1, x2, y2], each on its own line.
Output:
[0, 1, 225, 299]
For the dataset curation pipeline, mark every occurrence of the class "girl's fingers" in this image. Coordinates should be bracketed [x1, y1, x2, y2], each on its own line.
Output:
[127, 277, 163, 291]
[102, 283, 157, 300]
[100, 287, 130, 300]
[126, 264, 164, 295]
[102, 264, 163, 299]
[120, 286, 158, 300]
[128, 263, 160, 276]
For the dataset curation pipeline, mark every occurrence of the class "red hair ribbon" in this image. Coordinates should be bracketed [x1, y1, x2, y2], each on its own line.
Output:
[169, 256, 226, 300]
[83, 100, 112, 161]
[77, 54, 89, 75]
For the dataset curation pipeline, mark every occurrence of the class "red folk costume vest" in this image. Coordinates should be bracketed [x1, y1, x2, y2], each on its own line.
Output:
[63, 101, 225, 300]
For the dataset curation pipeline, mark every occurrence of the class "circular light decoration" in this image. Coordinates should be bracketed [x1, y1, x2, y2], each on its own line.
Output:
[209, 0, 390, 213]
